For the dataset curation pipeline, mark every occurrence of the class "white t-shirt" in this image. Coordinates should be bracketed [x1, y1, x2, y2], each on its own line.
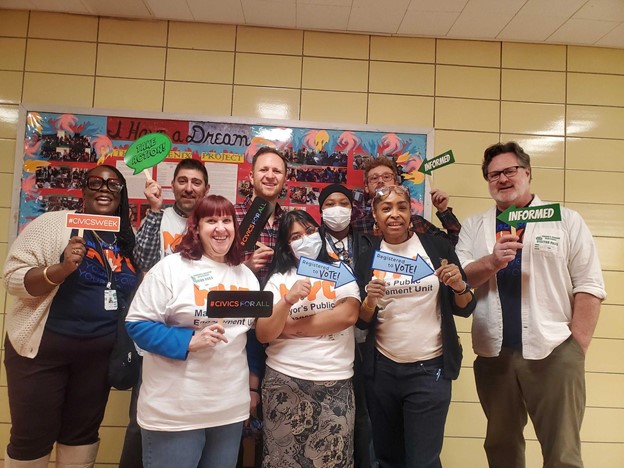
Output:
[264, 268, 360, 381]
[160, 207, 187, 258]
[375, 234, 442, 363]
[127, 253, 259, 431]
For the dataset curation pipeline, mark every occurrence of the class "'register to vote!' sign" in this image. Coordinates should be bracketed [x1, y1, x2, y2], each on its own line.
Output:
[124, 132, 172, 175]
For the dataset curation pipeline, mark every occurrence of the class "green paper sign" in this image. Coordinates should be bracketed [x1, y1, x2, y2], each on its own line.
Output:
[124, 133, 172, 175]
[418, 150, 455, 175]
[497, 203, 562, 228]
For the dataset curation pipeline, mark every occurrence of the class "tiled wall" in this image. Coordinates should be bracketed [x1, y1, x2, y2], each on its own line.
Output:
[1, 9, 623, 467]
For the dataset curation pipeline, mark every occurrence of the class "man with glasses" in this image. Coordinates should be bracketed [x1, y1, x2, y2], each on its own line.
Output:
[353, 156, 461, 245]
[455, 141, 606, 468]
[119, 158, 209, 468]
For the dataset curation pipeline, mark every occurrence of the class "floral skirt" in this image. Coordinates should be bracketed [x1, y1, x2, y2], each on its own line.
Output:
[261, 366, 355, 468]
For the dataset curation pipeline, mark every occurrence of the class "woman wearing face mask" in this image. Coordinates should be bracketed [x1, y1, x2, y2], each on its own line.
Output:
[260, 210, 361, 467]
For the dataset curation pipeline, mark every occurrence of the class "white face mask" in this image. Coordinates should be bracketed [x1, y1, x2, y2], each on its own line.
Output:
[322, 206, 352, 232]
[291, 232, 323, 260]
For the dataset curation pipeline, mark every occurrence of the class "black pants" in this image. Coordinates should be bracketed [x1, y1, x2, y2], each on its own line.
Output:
[4, 331, 115, 460]
[119, 362, 144, 468]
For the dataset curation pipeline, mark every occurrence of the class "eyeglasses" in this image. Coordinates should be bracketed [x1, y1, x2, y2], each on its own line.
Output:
[486, 165, 526, 182]
[85, 176, 124, 193]
[367, 173, 396, 184]
[288, 225, 318, 244]
[374, 185, 409, 200]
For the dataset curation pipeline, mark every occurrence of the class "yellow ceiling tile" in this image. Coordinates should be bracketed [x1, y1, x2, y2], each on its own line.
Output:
[566, 137, 624, 172]
[302, 57, 367, 92]
[587, 373, 624, 407]
[235, 53, 301, 88]
[304, 31, 369, 59]
[603, 271, 624, 306]
[441, 438, 488, 467]
[97, 44, 165, 80]
[499, 134, 564, 168]
[368, 94, 433, 128]
[98, 17, 167, 46]
[23, 73, 94, 108]
[0, 38, 26, 71]
[300, 90, 367, 124]
[568, 73, 624, 107]
[435, 97, 500, 133]
[166, 49, 234, 84]
[28, 11, 97, 42]
[582, 441, 624, 466]
[0, 9, 29, 37]
[565, 170, 622, 205]
[595, 237, 624, 271]
[0, 104, 19, 139]
[0, 173, 13, 206]
[0, 71, 22, 105]
[0, 139, 17, 173]
[437, 39, 500, 67]
[593, 305, 624, 339]
[502, 42, 566, 71]
[370, 61, 434, 95]
[445, 401, 486, 437]
[501, 102, 564, 136]
[232, 86, 300, 120]
[585, 343, 624, 382]
[566, 203, 624, 238]
[26, 39, 96, 75]
[434, 130, 499, 166]
[168, 22, 235, 51]
[502, 69, 565, 103]
[531, 168, 564, 202]
[164, 81, 232, 115]
[568, 46, 624, 75]
[94, 77, 163, 112]
[370, 36, 435, 63]
[445, 196, 495, 223]
[436, 65, 500, 100]
[567, 105, 624, 139]
[433, 163, 490, 199]
[237, 26, 302, 55]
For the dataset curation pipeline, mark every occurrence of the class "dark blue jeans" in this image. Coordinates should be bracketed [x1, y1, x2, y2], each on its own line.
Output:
[364, 351, 451, 468]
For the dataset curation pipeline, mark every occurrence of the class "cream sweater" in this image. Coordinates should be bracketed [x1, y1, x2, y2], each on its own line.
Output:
[3, 211, 74, 358]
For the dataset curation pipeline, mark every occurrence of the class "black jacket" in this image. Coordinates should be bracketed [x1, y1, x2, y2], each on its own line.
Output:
[353, 232, 475, 380]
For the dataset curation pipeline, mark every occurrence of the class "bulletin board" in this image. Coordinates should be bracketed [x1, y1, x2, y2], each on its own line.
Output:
[10, 105, 434, 242]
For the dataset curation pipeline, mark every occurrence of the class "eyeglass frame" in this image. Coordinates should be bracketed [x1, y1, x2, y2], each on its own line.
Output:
[84, 175, 124, 193]
[367, 172, 397, 184]
[288, 225, 318, 244]
[485, 165, 527, 182]
[374, 185, 409, 200]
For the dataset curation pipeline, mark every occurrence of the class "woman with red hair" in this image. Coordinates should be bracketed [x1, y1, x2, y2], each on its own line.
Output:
[126, 195, 288, 468]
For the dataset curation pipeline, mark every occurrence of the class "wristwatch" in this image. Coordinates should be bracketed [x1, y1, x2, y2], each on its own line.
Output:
[452, 282, 472, 295]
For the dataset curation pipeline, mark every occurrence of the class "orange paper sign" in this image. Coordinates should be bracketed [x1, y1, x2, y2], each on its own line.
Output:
[66, 213, 120, 232]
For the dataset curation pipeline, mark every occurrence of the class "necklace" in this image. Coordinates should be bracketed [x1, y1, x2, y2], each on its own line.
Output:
[92, 230, 117, 250]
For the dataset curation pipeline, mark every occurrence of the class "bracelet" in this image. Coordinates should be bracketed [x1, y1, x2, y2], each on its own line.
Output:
[452, 282, 472, 295]
[250, 388, 260, 394]
[361, 297, 375, 311]
[283, 295, 296, 306]
[42, 266, 61, 286]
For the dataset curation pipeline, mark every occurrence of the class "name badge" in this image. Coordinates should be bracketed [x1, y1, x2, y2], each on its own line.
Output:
[104, 289, 118, 311]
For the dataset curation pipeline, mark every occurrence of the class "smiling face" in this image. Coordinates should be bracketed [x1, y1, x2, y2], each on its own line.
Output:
[198, 214, 235, 263]
[172, 168, 208, 215]
[82, 166, 122, 215]
[249, 151, 286, 202]
[486, 152, 532, 210]
[373, 189, 411, 244]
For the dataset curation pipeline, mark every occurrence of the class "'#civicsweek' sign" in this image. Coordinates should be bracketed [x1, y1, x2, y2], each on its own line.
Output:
[66, 213, 120, 232]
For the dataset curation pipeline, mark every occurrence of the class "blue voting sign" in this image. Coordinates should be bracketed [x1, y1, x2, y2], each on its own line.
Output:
[371, 250, 434, 282]
[296, 257, 356, 288]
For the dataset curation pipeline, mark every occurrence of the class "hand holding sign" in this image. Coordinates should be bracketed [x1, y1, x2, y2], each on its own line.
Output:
[297, 257, 356, 288]
[188, 323, 228, 352]
[124, 132, 172, 179]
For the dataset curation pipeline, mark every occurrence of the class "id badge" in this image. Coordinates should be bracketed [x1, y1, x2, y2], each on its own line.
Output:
[104, 289, 118, 311]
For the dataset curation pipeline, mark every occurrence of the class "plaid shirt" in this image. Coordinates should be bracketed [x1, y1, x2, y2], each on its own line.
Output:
[235, 197, 284, 284]
[133, 204, 188, 272]
[352, 208, 461, 246]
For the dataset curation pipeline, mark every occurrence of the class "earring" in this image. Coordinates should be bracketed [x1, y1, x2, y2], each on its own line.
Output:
[409, 221, 414, 231]
[373, 221, 381, 236]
